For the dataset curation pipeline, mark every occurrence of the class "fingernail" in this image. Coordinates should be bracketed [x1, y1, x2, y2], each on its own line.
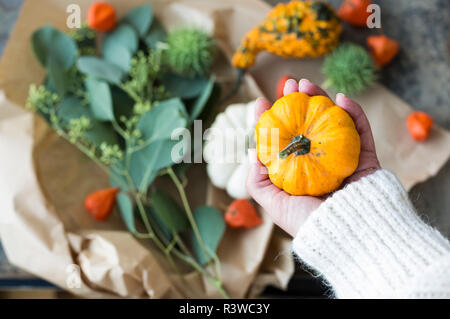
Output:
[285, 79, 297, 87]
[298, 78, 309, 88]
[298, 79, 310, 91]
[336, 92, 346, 100]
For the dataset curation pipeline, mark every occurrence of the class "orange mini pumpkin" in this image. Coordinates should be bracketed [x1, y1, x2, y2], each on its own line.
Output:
[255, 92, 360, 196]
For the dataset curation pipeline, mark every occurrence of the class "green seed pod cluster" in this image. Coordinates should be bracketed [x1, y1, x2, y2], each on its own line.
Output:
[166, 28, 216, 77]
[322, 43, 377, 95]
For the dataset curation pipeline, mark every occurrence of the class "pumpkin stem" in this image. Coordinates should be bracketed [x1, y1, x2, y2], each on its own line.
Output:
[278, 135, 311, 159]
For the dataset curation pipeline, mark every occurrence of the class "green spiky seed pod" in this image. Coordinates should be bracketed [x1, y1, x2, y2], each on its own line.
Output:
[166, 28, 216, 77]
[322, 43, 377, 95]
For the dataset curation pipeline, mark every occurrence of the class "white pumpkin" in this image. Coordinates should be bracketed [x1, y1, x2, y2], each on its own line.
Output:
[203, 100, 257, 199]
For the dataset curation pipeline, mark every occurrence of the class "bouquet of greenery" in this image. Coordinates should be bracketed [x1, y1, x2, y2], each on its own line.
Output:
[26, 3, 229, 298]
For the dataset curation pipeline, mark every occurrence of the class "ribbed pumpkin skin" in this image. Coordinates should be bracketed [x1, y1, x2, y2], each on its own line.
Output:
[255, 92, 360, 196]
[232, 1, 342, 69]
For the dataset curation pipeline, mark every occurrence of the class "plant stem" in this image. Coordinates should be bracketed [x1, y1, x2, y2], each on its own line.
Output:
[166, 167, 209, 259]
[112, 120, 127, 139]
[135, 232, 154, 239]
[166, 167, 222, 281]
[173, 235, 227, 298]
[172, 249, 229, 299]
[134, 194, 185, 277]
[119, 84, 142, 104]
[128, 138, 155, 153]
[173, 235, 215, 281]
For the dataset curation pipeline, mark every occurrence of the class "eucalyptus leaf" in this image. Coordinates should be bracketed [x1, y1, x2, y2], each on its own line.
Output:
[116, 192, 136, 233]
[161, 73, 209, 99]
[192, 206, 225, 265]
[103, 41, 132, 72]
[84, 122, 118, 146]
[57, 96, 118, 146]
[144, 19, 166, 48]
[137, 98, 187, 142]
[146, 206, 173, 242]
[123, 4, 153, 37]
[111, 86, 134, 120]
[47, 57, 69, 96]
[44, 75, 56, 93]
[151, 189, 189, 234]
[85, 77, 114, 121]
[57, 96, 91, 121]
[103, 24, 138, 54]
[31, 25, 77, 69]
[189, 77, 215, 121]
[77, 56, 124, 84]
[130, 138, 184, 192]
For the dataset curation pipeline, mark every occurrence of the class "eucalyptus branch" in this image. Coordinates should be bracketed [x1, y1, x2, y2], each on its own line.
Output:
[119, 83, 143, 104]
[42, 91, 230, 299]
[173, 235, 217, 280]
[134, 192, 181, 269]
[171, 249, 229, 299]
[134, 233, 154, 239]
[128, 137, 155, 153]
[111, 120, 128, 139]
[166, 167, 222, 281]
[27, 21, 228, 299]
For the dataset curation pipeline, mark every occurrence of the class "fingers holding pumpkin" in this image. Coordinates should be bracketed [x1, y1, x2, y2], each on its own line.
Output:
[283, 79, 299, 96]
[335, 93, 377, 154]
[254, 97, 271, 121]
[298, 79, 329, 98]
[262, 78, 328, 123]
[247, 149, 282, 204]
[282, 78, 329, 98]
[249, 97, 281, 206]
[247, 148, 323, 237]
[247, 149, 268, 184]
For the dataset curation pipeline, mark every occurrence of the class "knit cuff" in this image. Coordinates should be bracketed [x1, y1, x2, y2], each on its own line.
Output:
[293, 169, 450, 298]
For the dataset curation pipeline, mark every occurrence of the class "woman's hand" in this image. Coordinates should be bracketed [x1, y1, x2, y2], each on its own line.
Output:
[246, 79, 381, 236]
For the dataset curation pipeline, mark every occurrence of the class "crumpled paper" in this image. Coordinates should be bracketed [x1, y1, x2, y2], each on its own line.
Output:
[1, 0, 449, 299]
[0, 0, 294, 298]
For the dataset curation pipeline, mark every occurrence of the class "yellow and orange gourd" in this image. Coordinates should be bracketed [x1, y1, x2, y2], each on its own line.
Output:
[232, 1, 342, 69]
[256, 93, 360, 196]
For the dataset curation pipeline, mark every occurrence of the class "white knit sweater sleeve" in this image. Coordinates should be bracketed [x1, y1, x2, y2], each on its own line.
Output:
[292, 169, 450, 298]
